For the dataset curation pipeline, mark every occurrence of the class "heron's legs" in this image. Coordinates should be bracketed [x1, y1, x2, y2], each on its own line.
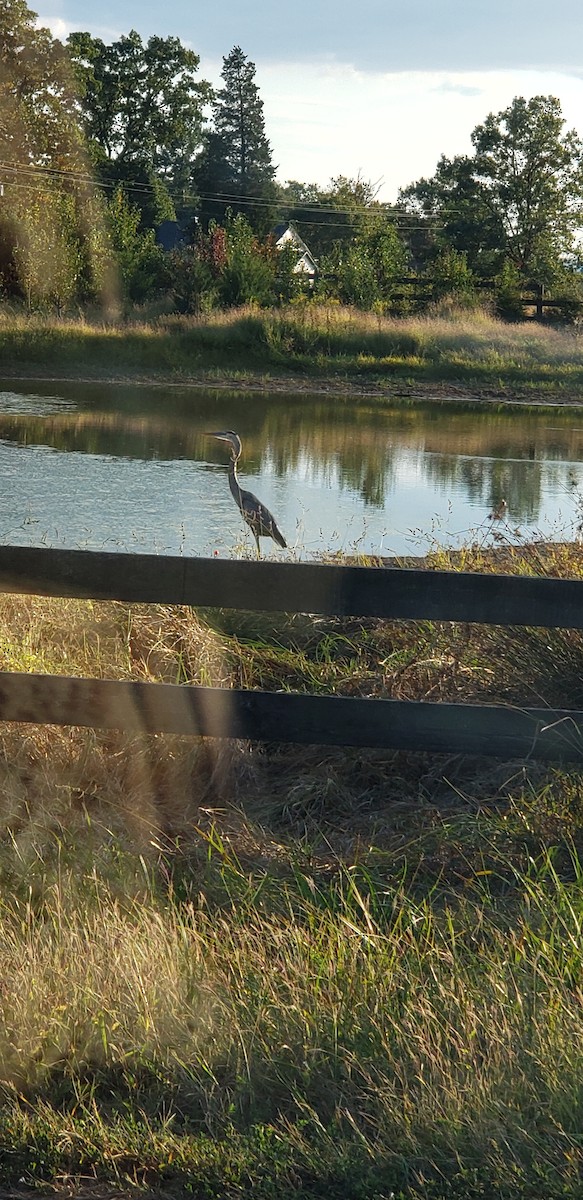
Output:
[254, 533, 261, 558]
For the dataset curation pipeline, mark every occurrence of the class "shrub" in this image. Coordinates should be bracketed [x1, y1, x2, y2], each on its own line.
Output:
[495, 259, 525, 321]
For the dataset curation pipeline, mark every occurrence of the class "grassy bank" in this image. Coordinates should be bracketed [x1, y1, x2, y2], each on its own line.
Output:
[0, 543, 583, 1195]
[1, 304, 583, 402]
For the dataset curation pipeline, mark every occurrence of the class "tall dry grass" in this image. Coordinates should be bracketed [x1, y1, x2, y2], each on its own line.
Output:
[0, 537, 582, 863]
[0, 549, 582, 1193]
[0, 595, 245, 862]
[1, 838, 583, 1196]
[1, 304, 583, 395]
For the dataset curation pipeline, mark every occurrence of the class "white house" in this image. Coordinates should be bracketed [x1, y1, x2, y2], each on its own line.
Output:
[273, 223, 317, 279]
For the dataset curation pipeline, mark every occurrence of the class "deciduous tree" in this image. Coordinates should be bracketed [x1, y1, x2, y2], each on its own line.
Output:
[400, 95, 583, 285]
[0, 0, 82, 169]
[67, 30, 211, 175]
[334, 212, 407, 308]
[0, 1, 112, 309]
[280, 175, 383, 261]
[67, 29, 211, 228]
[106, 187, 167, 303]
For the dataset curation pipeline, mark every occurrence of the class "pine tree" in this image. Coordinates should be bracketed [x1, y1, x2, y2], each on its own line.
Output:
[196, 46, 276, 233]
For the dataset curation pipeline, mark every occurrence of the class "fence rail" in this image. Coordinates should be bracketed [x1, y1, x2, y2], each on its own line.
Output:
[319, 277, 573, 317]
[0, 546, 582, 761]
[1, 544, 583, 627]
[399, 279, 571, 317]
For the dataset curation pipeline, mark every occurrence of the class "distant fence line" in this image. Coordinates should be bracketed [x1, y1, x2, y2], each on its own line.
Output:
[0, 545, 582, 762]
[398, 280, 559, 318]
[319, 277, 569, 316]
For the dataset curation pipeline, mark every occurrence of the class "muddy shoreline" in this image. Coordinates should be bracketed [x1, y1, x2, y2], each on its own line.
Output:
[1, 365, 583, 408]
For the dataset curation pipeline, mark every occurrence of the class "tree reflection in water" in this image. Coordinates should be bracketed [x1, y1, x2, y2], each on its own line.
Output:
[0, 379, 581, 554]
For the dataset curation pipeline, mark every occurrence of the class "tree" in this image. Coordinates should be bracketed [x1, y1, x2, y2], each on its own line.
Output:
[470, 96, 583, 283]
[106, 187, 167, 303]
[218, 212, 275, 306]
[0, 0, 83, 169]
[169, 224, 227, 314]
[398, 155, 504, 279]
[400, 96, 583, 285]
[427, 247, 477, 308]
[334, 213, 407, 308]
[196, 46, 276, 233]
[101, 159, 176, 234]
[11, 188, 82, 312]
[166, 215, 276, 313]
[67, 30, 211, 174]
[66, 29, 212, 227]
[280, 175, 384, 261]
[0, 1, 112, 309]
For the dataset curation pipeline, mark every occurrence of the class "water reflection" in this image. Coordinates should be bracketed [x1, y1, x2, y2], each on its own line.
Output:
[0, 378, 581, 557]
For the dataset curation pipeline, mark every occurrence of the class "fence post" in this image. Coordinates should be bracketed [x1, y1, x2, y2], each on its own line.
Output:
[535, 282, 545, 320]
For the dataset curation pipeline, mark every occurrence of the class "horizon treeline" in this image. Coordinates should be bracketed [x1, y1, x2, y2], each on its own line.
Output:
[1, 0, 583, 317]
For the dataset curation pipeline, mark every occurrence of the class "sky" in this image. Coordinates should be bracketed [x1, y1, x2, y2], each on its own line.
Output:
[38, 0, 583, 201]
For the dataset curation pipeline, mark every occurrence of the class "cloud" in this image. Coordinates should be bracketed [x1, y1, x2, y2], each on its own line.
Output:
[37, 12, 123, 42]
[171, 0, 583, 75]
[36, 15, 72, 39]
[433, 81, 483, 97]
[256, 65, 583, 199]
[32, 6, 583, 204]
[49, 0, 583, 74]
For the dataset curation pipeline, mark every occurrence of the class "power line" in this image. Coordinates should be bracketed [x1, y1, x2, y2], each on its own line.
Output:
[0, 158, 448, 223]
[0, 176, 444, 231]
[0, 171, 449, 233]
[0, 180, 445, 232]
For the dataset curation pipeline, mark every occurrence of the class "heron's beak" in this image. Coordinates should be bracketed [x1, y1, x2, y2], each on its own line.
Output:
[206, 431, 230, 442]
[205, 431, 240, 462]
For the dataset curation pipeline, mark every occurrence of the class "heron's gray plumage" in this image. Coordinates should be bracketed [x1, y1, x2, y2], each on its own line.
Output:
[208, 431, 287, 555]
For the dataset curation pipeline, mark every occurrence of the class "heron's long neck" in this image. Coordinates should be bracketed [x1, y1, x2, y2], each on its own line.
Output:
[228, 456, 244, 508]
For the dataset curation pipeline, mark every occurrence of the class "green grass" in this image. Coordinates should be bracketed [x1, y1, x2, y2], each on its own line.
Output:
[3, 822, 583, 1198]
[1, 544, 583, 1195]
[2, 303, 583, 400]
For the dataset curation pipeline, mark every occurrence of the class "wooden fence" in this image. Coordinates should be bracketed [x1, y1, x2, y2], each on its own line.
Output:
[320, 277, 573, 317]
[398, 280, 572, 318]
[0, 544, 582, 762]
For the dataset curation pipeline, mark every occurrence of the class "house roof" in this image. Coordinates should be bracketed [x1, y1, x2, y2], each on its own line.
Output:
[273, 223, 317, 275]
[155, 220, 186, 251]
[294, 250, 318, 276]
[274, 222, 310, 255]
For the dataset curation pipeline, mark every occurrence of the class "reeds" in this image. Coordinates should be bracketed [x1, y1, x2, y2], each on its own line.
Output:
[1, 304, 583, 397]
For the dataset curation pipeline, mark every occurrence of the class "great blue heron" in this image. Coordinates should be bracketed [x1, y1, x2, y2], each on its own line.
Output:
[208, 430, 287, 556]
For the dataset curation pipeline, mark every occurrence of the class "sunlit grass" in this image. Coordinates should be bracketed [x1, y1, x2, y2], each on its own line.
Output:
[1, 304, 583, 397]
[0, 543, 582, 1193]
[2, 833, 583, 1196]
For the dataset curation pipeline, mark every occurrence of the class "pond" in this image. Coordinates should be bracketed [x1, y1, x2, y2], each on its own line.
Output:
[0, 378, 582, 559]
